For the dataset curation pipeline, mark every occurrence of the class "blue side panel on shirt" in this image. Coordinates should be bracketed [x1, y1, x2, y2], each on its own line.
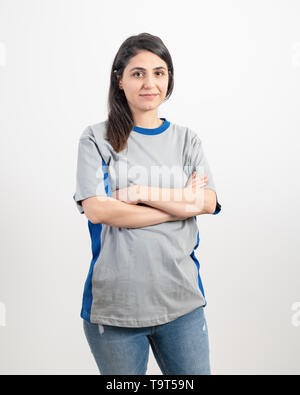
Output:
[102, 159, 112, 197]
[191, 217, 207, 307]
[81, 221, 102, 322]
[81, 158, 112, 322]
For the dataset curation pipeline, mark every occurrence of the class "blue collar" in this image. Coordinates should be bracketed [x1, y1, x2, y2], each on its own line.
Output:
[132, 118, 170, 135]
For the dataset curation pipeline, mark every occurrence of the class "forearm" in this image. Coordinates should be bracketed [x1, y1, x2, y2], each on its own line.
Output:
[91, 197, 180, 228]
[139, 186, 212, 216]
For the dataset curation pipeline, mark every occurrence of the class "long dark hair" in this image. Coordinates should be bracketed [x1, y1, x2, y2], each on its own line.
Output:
[105, 33, 174, 153]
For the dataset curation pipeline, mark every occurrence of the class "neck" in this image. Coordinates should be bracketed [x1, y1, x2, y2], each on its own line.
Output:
[133, 112, 163, 129]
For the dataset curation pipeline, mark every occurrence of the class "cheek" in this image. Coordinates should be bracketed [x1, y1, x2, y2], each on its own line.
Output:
[160, 80, 169, 92]
[127, 84, 142, 97]
[157, 86, 168, 100]
[122, 87, 139, 103]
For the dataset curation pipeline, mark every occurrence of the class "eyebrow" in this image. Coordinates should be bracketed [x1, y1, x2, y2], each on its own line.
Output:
[129, 66, 167, 72]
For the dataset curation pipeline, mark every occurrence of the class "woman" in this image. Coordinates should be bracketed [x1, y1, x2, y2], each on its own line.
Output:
[73, 32, 221, 375]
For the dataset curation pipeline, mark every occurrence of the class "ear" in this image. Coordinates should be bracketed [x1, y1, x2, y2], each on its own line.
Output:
[114, 70, 122, 88]
[117, 76, 122, 89]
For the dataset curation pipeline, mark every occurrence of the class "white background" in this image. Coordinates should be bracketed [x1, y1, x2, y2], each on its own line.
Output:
[0, 0, 300, 375]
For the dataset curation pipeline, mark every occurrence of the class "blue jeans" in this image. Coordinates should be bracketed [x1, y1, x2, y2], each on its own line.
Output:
[83, 305, 211, 375]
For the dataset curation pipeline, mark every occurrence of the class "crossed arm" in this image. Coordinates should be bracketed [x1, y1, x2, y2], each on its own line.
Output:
[132, 185, 217, 217]
[82, 172, 217, 228]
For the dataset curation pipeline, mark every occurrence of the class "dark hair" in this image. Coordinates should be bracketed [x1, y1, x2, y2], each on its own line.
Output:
[105, 33, 174, 152]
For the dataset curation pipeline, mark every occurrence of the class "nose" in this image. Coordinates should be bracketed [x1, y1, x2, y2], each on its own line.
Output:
[143, 75, 156, 88]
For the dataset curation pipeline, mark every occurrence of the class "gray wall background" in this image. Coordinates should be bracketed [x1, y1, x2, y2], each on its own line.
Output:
[0, 0, 299, 375]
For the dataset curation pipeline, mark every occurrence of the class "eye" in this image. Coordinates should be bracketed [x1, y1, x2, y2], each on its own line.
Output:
[133, 71, 143, 77]
[132, 71, 165, 77]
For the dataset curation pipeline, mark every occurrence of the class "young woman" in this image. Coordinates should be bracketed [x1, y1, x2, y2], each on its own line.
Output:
[73, 32, 222, 375]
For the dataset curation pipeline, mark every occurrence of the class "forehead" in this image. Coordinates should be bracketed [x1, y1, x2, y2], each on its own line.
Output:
[126, 50, 167, 70]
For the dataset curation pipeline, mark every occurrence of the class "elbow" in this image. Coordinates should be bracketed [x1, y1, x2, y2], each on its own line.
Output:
[87, 208, 109, 225]
[207, 194, 218, 214]
[87, 214, 99, 225]
[188, 189, 215, 215]
[83, 208, 101, 224]
[206, 205, 215, 214]
[81, 196, 108, 224]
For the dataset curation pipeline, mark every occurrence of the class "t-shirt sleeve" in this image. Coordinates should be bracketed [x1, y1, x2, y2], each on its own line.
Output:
[188, 134, 222, 215]
[73, 130, 112, 215]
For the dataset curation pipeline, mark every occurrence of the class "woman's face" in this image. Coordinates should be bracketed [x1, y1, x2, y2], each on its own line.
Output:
[117, 50, 169, 113]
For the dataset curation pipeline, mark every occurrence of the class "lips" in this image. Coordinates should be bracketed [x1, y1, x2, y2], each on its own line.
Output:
[140, 94, 158, 96]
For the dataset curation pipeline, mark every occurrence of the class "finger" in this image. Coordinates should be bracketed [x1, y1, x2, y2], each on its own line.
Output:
[192, 181, 207, 190]
[191, 180, 207, 187]
[192, 178, 207, 187]
[192, 178, 207, 186]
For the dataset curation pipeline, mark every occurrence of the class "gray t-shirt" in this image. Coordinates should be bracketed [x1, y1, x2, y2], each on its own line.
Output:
[73, 118, 221, 327]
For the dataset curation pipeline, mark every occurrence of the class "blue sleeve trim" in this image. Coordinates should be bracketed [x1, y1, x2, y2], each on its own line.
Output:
[213, 201, 222, 215]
